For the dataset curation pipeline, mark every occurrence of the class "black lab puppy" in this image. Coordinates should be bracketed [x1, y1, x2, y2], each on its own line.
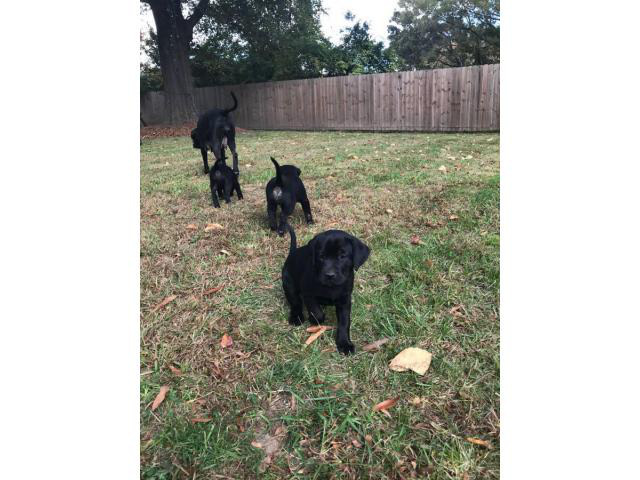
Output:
[282, 225, 370, 355]
[266, 157, 313, 236]
[209, 149, 243, 208]
[191, 91, 240, 175]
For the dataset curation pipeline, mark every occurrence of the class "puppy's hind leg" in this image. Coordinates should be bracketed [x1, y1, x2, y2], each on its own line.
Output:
[201, 148, 209, 174]
[223, 179, 233, 204]
[233, 175, 243, 200]
[283, 270, 304, 325]
[227, 133, 240, 176]
[301, 198, 314, 224]
[267, 200, 278, 231]
[209, 175, 221, 208]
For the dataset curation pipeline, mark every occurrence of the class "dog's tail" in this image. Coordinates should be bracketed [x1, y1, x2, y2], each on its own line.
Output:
[286, 223, 297, 255]
[271, 156, 283, 186]
[223, 91, 238, 115]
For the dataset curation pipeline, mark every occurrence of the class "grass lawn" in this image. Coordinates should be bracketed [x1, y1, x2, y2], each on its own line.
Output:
[140, 130, 500, 479]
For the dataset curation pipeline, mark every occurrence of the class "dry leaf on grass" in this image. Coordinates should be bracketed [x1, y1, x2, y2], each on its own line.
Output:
[352, 439, 362, 448]
[449, 305, 464, 316]
[438, 165, 447, 173]
[151, 385, 170, 411]
[191, 417, 212, 423]
[168, 365, 182, 376]
[304, 326, 328, 345]
[306, 325, 333, 333]
[373, 397, 399, 412]
[449, 214, 459, 221]
[466, 437, 493, 449]
[220, 249, 231, 256]
[203, 285, 224, 296]
[220, 333, 233, 348]
[151, 295, 177, 312]
[389, 348, 433, 375]
[204, 223, 224, 232]
[410, 235, 421, 245]
[186, 224, 197, 230]
[362, 338, 390, 352]
[365, 434, 373, 444]
[385, 208, 393, 214]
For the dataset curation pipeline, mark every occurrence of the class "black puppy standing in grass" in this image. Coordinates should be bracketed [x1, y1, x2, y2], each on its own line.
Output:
[209, 148, 243, 208]
[282, 224, 370, 355]
[266, 157, 313, 236]
[191, 91, 240, 175]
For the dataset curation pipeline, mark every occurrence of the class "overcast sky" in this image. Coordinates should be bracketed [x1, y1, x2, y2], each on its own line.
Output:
[140, 1, 399, 61]
[320, 0, 399, 45]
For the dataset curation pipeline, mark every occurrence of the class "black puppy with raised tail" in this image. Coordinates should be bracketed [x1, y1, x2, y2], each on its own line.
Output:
[282, 224, 370, 355]
[266, 157, 313, 236]
[208, 149, 243, 208]
[191, 91, 240, 175]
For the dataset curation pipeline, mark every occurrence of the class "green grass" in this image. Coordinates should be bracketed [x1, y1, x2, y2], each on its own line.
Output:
[140, 131, 499, 479]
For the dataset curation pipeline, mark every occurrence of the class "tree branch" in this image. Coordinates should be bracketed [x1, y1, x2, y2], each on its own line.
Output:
[186, 0, 210, 29]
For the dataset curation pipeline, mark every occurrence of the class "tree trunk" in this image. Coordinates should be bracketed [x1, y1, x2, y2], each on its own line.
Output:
[148, 1, 198, 124]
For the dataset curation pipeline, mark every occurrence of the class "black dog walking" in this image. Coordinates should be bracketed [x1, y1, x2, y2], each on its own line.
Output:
[282, 225, 370, 355]
[208, 149, 243, 208]
[266, 157, 313, 236]
[191, 91, 240, 176]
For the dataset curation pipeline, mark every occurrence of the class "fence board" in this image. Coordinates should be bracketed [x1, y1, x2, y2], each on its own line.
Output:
[141, 65, 499, 131]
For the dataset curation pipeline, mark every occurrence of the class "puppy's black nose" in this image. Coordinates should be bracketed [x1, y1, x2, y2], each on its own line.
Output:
[325, 271, 336, 279]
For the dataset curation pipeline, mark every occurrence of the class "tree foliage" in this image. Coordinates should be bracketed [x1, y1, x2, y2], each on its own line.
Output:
[139, 0, 500, 96]
[388, 0, 500, 69]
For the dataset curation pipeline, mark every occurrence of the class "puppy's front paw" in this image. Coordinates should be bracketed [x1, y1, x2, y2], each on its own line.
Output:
[233, 169, 240, 176]
[288, 312, 304, 325]
[336, 340, 355, 355]
[306, 216, 314, 225]
[277, 228, 285, 237]
[203, 168, 209, 175]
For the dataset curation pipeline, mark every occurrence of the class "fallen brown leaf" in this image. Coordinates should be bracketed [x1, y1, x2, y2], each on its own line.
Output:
[151, 385, 170, 411]
[306, 325, 333, 333]
[168, 365, 182, 376]
[304, 326, 328, 346]
[449, 215, 459, 221]
[373, 397, 399, 412]
[410, 396, 422, 405]
[466, 437, 493, 449]
[449, 305, 464, 316]
[220, 249, 231, 256]
[385, 208, 393, 214]
[365, 434, 373, 444]
[204, 223, 224, 232]
[220, 333, 233, 348]
[362, 338, 390, 352]
[191, 417, 212, 423]
[438, 165, 447, 173]
[410, 235, 421, 245]
[186, 224, 197, 230]
[151, 295, 177, 312]
[389, 348, 433, 375]
[425, 259, 434, 268]
[203, 285, 224, 296]
[352, 439, 362, 448]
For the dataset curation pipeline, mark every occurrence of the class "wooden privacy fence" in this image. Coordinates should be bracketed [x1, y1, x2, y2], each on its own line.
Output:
[141, 64, 499, 131]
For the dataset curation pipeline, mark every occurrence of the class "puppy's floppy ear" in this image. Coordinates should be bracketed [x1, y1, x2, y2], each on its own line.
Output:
[346, 234, 370, 271]
[308, 234, 325, 268]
